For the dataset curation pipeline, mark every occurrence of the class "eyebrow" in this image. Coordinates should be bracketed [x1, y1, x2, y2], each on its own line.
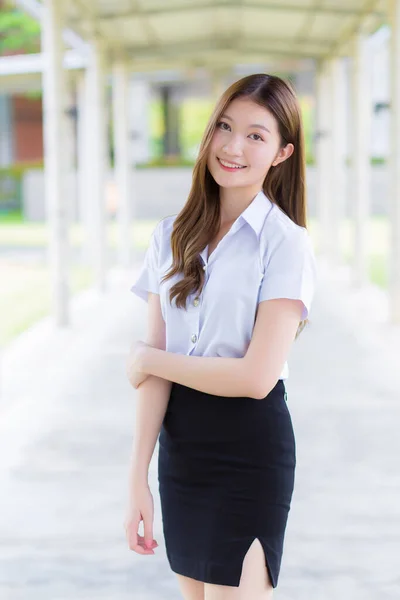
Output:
[220, 114, 271, 134]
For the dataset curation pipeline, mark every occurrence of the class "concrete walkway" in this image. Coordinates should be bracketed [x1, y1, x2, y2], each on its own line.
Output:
[0, 261, 399, 600]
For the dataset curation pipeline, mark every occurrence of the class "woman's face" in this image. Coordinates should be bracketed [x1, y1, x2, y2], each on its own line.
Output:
[206, 97, 293, 192]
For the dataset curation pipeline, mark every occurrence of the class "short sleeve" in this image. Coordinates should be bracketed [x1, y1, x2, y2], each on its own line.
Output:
[130, 220, 163, 303]
[258, 228, 318, 321]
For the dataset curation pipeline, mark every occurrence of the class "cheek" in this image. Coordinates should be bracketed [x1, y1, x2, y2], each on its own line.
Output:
[211, 130, 224, 149]
[207, 133, 220, 161]
[250, 145, 275, 170]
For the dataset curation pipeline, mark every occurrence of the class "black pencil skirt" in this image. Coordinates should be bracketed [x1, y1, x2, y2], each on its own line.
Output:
[157, 378, 296, 588]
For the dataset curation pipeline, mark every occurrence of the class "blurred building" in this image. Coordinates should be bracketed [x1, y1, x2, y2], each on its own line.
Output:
[0, 94, 43, 164]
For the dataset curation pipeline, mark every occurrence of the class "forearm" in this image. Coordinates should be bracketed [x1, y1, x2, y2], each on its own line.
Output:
[143, 349, 255, 398]
[128, 375, 172, 495]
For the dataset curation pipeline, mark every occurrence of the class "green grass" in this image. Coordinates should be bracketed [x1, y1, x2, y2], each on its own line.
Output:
[308, 216, 389, 289]
[0, 216, 390, 348]
[0, 220, 159, 250]
[369, 255, 388, 288]
[0, 220, 159, 348]
[0, 264, 93, 346]
[0, 210, 24, 224]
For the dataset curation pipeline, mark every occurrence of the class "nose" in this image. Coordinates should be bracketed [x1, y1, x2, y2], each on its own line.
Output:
[222, 135, 244, 156]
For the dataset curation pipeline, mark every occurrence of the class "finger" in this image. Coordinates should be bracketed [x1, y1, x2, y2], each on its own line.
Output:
[126, 513, 141, 549]
[138, 534, 158, 547]
[126, 513, 156, 554]
[143, 519, 154, 549]
[128, 532, 155, 554]
[131, 544, 154, 555]
[137, 540, 157, 551]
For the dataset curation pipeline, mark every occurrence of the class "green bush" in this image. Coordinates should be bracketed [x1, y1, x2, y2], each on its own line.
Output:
[0, 161, 44, 177]
[136, 156, 195, 168]
[0, 162, 44, 215]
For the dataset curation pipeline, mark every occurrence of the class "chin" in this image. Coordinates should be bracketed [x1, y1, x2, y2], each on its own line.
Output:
[210, 172, 236, 188]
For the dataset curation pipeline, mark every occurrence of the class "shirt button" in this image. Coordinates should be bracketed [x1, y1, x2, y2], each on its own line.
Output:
[193, 297, 200, 307]
[191, 334, 197, 343]
[202, 266, 206, 271]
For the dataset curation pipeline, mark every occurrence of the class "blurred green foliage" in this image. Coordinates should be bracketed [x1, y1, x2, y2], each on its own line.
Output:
[136, 157, 195, 168]
[148, 95, 317, 165]
[0, 216, 390, 346]
[0, 162, 43, 214]
[0, 1, 40, 55]
[0, 162, 43, 177]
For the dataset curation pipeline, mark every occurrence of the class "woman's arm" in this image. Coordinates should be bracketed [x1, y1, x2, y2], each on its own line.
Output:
[127, 293, 172, 495]
[140, 298, 304, 399]
[142, 348, 249, 398]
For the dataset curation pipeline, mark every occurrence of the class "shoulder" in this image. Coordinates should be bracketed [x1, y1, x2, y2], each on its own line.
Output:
[148, 215, 178, 265]
[260, 202, 313, 260]
[151, 214, 178, 245]
[159, 214, 178, 230]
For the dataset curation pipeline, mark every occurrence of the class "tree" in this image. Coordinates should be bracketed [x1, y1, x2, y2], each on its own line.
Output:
[0, 0, 40, 55]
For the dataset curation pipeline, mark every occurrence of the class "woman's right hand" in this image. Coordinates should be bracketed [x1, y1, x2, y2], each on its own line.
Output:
[124, 483, 159, 555]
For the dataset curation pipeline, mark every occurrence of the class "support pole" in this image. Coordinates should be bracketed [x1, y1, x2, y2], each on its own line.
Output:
[351, 31, 371, 287]
[389, 0, 400, 323]
[41, 0, 69, 326]
[315, 61, 333, 262]
[331, 57, 347, 268]
[112, 60, 132, 268]
[86, 37, 107, 291]
[210, 69, 226, 102]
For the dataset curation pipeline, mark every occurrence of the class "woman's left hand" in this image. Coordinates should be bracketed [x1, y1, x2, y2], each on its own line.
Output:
[126, 340, 151, 389]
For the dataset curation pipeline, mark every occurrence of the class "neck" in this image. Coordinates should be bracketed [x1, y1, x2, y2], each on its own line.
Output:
[218, 185, 262, 225]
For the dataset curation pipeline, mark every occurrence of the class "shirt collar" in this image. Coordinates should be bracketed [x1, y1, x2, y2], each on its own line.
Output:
[239, 189, 273, 237]
[199, 189, 273, 265]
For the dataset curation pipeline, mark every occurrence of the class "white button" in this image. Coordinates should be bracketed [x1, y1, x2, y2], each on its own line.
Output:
[193, 297, 200, 307]
[191, 334, 197, 343]
[203, 265, 206, 270]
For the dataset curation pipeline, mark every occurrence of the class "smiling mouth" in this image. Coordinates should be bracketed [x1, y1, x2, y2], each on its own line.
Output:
[217, 158, 247, 169]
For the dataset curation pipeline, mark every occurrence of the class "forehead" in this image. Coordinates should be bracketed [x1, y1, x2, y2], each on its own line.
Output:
[223, 97, 277, 131]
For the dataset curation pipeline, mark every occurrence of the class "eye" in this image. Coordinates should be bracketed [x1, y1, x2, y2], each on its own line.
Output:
[217, 121, 230, 131]
[249, 133, 263, 141]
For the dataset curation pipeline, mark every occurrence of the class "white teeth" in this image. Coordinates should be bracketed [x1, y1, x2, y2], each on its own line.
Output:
[219, 159, 245, 169]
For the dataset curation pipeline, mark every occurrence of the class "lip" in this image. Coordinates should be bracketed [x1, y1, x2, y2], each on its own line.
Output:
[217, 157, 247, 171]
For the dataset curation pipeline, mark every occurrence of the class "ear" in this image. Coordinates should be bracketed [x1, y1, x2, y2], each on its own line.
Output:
[271, 143, 294, 167]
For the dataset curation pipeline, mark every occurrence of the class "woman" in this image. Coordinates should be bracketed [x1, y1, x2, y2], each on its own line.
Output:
[125, 73, 317, 600]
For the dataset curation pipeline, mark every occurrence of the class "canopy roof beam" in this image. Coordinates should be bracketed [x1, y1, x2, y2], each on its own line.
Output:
[126, 38, 324, 61]
[326, 0, 384, 59]
[95, 1, 384, 20]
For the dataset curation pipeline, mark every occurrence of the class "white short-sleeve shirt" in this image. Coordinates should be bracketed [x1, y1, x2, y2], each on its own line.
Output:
[131, 189, 318, 380]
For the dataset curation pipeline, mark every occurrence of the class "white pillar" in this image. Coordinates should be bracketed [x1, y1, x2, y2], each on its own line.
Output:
[351, 31, 371, 287]
[76, 69, 92, 264]
[389, 0, 400, 323]
[315, 61, 333, 262]
[41, 0, 69, 326]
[64, 72, 77, 223]
[129, 79, 151, 164]
[112, 60, 132, 268]
[0, 96, 13, 166]
[330, 57, 348, 267]
[210, 69, 227, 102]
[86, 37, 107, 291]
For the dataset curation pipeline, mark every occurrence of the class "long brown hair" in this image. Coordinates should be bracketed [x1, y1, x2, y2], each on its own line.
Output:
[162, 73, 309, 336]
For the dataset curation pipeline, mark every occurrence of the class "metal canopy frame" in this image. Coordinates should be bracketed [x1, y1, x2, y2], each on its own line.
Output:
[11, 0, 385, 73]
[51, 0, 385, 71]
[87, 2, 385, 19]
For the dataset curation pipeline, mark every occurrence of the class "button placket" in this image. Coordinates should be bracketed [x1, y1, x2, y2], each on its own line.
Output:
[189, 293, 201, 347]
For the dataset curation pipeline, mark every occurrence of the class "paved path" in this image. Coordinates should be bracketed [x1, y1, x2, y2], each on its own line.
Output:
[0, 262, 399, 600]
